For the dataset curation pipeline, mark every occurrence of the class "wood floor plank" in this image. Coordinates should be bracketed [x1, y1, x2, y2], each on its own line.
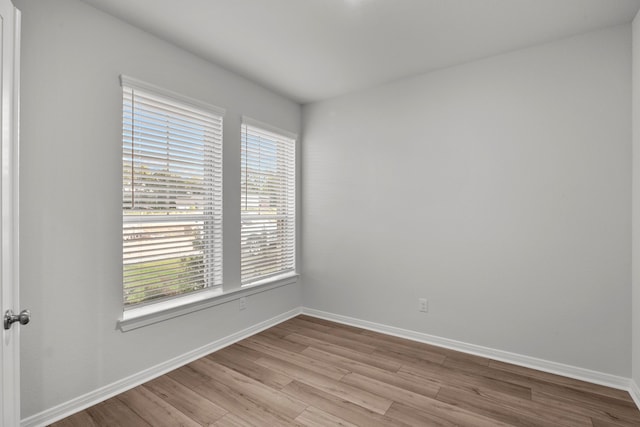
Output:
[360, 328, 492, 365]
[289, 317, 451, 366]
[489, 360, 635, 403]
[167, 355, 301, 427]
[116, 386, 200, 427]
[258, 326, 294, 339]
[281, 380, 406, 427]
[301, 346, 440, 397]
[436, 385, 592, 427]
[51, 315, 640, 427]
[254, 354, 394, 415]
[341, 372, 440, 411]
[213, 413, 255, 427]
[50, 410, 100, 427]
[142, 375, 228, 425]
[591, 418, 636, 427]
[207, 345, 293, 389]
[398, 360, 533, 401]
[284, 317, 336, 333]
[372, 345, 448, 368]
[274, 323, 377, 354]
[361, 336, 450, 365]
[374, 343, 448, 365]
[167, 363, 213, 389]
[445, 357, 636, 413]
[385, 401, 517, 427]
[216, 342, 266, 362]
[531, 382, 640, 412]
[531, 389, 640, 426]
[186, 368, 302, 427]
[299, 321, 450, 365]
[252, 329, 309, 353]
[285, 332, 402, 371]
[443, 357, 575, 396]
[238, 335, 350, 380]
[384, 402, 462, 427]
[288, 317, 410, 351]
[295, 406, 358, 427]
[189, 357, 307, 419]
[84, 399, 151, 427]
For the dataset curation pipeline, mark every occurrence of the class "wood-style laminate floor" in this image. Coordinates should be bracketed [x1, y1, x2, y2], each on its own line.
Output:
[52, 315, 640, 426]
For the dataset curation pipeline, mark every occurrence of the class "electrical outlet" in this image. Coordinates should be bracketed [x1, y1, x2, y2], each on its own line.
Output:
[239, 297, 247, 311]
[419, 298, 428, 313]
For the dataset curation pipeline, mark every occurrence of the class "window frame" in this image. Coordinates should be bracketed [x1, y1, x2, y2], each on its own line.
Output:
[120, 75, 225, 317]
[116, 79, 299, 332]
[240, 116, 297, 286]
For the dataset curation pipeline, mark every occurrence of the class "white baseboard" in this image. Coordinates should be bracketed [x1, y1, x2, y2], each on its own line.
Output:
[301, 307, 633, 393]
[630, 379, 640, 410]
[21, 307, 302, 427]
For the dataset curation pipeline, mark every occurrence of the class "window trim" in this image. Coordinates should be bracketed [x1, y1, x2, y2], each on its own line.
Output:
[120, 75, 226, 117]
[120, 75, 225, 311]
[241, 116, 297, 141]
[116, 79, 300, 331]
[118, 272, 298, 332]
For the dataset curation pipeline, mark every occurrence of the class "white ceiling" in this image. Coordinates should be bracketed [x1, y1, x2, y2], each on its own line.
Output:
[80, 0, 640, 104]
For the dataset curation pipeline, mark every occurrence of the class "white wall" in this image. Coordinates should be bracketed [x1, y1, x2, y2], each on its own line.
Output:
[15, 0, 635, 418]
[633, 12, 640, 389]
[302, 25, 632, 376]
[16, 0, 301, 418]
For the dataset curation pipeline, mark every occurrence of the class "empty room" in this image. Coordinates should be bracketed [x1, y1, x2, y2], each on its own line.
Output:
[2, 0, 640, 425]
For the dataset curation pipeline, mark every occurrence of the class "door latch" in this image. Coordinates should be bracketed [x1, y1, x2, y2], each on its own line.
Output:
[4, 309, 30, 330]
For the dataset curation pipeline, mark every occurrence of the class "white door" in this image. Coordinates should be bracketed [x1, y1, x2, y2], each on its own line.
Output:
[0, 1, 21, 426]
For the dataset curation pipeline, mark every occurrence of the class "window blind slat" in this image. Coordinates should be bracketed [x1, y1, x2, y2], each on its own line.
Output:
[124, 93, 223, 124]
[124, 137, 222, 158]
[240, 122, 296, 285]
[122, 82, 223, 308]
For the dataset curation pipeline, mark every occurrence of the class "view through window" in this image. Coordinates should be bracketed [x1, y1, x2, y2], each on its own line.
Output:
[241, 121, 296, 284]
[122, 77, 223, 308]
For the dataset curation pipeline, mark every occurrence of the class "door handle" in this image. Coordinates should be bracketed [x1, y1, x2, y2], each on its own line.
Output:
[4, 309, 30, 330]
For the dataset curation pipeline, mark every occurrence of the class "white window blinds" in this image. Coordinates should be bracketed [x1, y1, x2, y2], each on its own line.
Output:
[241, 120, 296, 284]
[122, 76, 224, 308]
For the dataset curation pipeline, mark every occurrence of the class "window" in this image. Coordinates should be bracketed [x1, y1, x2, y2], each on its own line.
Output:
[241, 119, 296, 284]
[122, 76, 224, 308]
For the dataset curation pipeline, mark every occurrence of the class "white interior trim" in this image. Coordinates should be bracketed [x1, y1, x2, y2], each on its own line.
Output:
[119, 275, 298, 331]
[21, 307, 302, 427]
[2, 3, 21, 425]
[301, 308, 633, 392]
[630, 379, 640, 411]
[120, 74, 226, 116]
[241, 115, 298, 140]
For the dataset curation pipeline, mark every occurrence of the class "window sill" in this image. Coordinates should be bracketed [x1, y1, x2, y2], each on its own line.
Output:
[117, 272, 299, 332]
